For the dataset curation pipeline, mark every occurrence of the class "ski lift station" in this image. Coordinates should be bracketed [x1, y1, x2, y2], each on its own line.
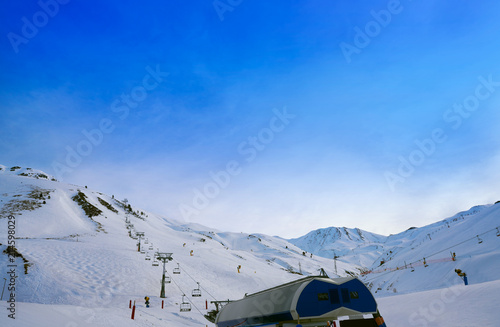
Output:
[215, 276, 387, 327]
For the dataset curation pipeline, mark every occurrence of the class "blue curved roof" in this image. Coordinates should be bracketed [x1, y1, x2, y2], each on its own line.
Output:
[215, 276, 378, 327]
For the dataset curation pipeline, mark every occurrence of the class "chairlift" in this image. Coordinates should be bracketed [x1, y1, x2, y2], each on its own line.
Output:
[180, 295, 191, 312]
[165, 276, 171, 283]
[152, 260, 159, 266]
[140, 248, 146, 254]
[192, 282, 202, 297]
[496, 228, 500, 237]
[173, 263, 181, 274]
[145, 254, 151, 260]
[149, 245, 154, 250]
[144, 238, 149, 244]
[477, 235, 483, 244]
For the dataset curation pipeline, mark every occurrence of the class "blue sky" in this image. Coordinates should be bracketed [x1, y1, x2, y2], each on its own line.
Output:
[2, 0, 500, 238]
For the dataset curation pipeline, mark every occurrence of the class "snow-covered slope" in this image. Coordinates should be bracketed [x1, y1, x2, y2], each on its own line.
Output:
[0, 164, 57, 181]
[0, 165, 359, 326]
[288, 202, 500, 297]
[2, 277, 498, 326]
[377, 279, 500, 326]
[1, 164, 499, 326]
[361, 203, 500, 296]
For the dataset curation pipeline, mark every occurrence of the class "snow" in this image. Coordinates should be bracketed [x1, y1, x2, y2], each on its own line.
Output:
[290, 203, 500, 296]
[0, 166, 356, 326]
[289, 227, 387, 267]
[1, 165, 499, 326]
[377, 279, 500, 326]
[360, 203, 500, 296]
[2, 278, 500, 326]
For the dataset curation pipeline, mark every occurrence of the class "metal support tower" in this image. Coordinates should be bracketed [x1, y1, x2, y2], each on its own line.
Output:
[136, 232, 145, 252]
[333, 252, 339, 275]
[157, 252, 173, 298]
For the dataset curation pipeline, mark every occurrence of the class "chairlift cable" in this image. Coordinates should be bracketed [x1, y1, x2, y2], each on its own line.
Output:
[421, 225, 499, 262]
[171, 258, 217, 301]
[167, 270, 205, 316]
[364, 225, 500, 282]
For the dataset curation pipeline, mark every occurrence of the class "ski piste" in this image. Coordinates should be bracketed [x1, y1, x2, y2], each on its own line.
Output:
[1, 165, 499, 326]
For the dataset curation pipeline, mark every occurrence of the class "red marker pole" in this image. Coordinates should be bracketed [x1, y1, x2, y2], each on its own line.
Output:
[129, 300, 132, 309]
[206, 300, 208, 310]
[131, 301, 136, 320]
[162, 300, 164, 309]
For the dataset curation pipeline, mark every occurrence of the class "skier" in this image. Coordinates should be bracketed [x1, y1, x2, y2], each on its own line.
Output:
[455, 269, 468, 285]
[145, 296, 150, 308]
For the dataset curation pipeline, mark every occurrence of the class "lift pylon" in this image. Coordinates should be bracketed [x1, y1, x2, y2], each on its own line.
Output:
[135, 232, 145, 252]
[157, 252, 173, 298]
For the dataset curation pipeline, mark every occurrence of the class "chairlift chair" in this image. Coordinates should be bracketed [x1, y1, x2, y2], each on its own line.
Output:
[149, 245, 154, 250]
[165, 276, 171, 283]
[145, 254, 151, 260]
[496, 228, 500, 237]
[173, 263, 181, 274]
[140, 248, 146, 254]
[180, 295, 191, 312]
[477, 235, 483, 244]
[192, 282, 202, 297]
[152, 260, 159, 266]
[144, 238, 149, 244]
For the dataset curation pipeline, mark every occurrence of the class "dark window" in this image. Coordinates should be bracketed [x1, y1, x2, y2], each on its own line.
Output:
[341, 288, 351, 304]
[318, 293, 329, 301]
[339, 319, 378, 327]
[350, 291, 359, 299]
[329, 289, 340, 304]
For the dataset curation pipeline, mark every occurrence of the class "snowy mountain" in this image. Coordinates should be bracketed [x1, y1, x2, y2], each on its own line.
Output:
[288, 227, 387, 267]
[1, 164, 500, 326]
[289, 202, 500, 296]
[0, 165, 359, 326]
[361, 203, 500, 297]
